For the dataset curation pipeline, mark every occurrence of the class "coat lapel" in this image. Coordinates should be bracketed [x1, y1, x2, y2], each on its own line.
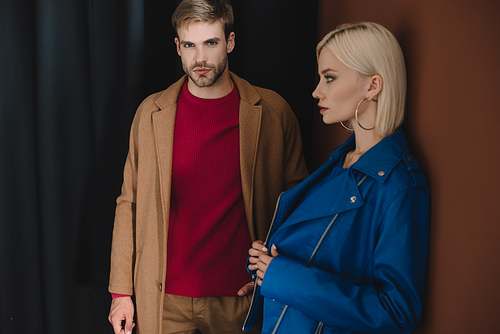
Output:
[151, 76, 185, 232]
[238, 99, 261, 239]
[230, 72, 264, 241]
[152, 105, 176, 231]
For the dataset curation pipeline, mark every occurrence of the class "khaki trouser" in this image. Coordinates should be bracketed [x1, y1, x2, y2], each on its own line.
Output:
[162, 294, 262, 334]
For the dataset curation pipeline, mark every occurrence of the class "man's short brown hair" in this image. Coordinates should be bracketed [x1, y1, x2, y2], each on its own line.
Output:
[172, 0, 234, 40]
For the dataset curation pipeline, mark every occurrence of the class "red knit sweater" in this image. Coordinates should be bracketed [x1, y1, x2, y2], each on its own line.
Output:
[162, 82, 251, 297]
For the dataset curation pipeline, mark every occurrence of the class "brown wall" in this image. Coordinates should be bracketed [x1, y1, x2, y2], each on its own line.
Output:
[313, 0, 500, 332]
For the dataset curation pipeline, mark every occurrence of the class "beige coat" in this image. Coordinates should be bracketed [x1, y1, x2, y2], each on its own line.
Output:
[109, 72, 309, 333]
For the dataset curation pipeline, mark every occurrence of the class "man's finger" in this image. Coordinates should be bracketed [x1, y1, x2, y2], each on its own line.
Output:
[124, 315, 135, 334]
[237, 281, 255, 296]
[111, 319, 124, 334]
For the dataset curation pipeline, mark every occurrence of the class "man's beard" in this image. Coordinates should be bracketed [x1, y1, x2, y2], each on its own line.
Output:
[183, 54, 228, 88]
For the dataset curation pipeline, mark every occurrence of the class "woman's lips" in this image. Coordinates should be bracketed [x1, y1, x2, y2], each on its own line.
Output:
[318, 105, 327, 114]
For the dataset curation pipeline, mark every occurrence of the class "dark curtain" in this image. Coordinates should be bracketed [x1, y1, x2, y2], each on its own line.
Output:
[0, 0, 318, 333]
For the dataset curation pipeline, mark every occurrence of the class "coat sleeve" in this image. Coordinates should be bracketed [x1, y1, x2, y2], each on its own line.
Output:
[260, 186, 430, 334]
[108, 110, 141, 296]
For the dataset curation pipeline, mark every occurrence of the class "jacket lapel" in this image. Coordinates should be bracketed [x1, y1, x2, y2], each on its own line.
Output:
[279, 171, 364, 229]
[275, 154, 364, 230]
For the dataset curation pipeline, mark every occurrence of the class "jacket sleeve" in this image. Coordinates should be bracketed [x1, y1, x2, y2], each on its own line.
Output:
[108, 111, 141, 296]
[260, 186, 430, 334]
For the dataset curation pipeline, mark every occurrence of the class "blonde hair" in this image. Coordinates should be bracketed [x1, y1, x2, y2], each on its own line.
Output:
[172, 0, 234, 40]
[317, 22, 407, 136]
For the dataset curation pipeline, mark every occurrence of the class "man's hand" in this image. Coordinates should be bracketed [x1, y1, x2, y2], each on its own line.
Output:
[108, 296, 135, 334]
[237, 281, 255, 296]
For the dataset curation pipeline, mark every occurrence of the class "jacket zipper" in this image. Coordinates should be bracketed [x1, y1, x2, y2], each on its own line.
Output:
[357, 174, 368, 187]
[264, 191, 285, 244]
[315, 322, 324, 334]
[307, 214, 339, 265]
[271, 305, 288, 334]
[242, 191, 285, 331]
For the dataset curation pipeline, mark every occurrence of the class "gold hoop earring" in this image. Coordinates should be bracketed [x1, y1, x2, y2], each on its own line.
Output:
[355, 98, 375, 131]
[340, 121, 354, 131]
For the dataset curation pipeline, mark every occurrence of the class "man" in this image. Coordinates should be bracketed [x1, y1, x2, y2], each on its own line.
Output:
[108, 0, 308, 333]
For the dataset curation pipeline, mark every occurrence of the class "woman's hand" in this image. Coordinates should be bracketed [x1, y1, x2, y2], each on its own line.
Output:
[248, 241, 280, 286]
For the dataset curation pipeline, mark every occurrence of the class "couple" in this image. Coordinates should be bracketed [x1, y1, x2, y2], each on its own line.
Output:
[108, 0, 430, 333]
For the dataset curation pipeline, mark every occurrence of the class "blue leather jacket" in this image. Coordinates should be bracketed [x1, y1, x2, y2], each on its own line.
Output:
[244, 129, 430, 334]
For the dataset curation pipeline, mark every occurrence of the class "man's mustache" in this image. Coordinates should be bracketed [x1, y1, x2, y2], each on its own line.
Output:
[190, 62, 215, 71]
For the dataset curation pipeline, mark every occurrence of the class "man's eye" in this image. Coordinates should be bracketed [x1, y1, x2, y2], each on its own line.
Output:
[207, 41, 217, 46]
[184, 44, 194, 48]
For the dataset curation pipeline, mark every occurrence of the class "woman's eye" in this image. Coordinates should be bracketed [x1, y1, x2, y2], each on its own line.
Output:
[325, 76, 335, 83]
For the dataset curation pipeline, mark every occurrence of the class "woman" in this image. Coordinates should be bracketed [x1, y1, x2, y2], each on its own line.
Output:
[243, 22, 430, 334]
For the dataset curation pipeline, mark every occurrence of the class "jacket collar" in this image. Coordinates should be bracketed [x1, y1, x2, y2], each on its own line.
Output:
[273, 129, 410, 226]
[331, 128, 410, 183]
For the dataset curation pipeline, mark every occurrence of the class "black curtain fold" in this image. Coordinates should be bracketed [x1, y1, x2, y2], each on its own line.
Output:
[0, 1, 318, 333]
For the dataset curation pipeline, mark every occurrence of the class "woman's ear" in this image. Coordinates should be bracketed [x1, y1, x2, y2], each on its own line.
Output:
[367, 74, 383, 100]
